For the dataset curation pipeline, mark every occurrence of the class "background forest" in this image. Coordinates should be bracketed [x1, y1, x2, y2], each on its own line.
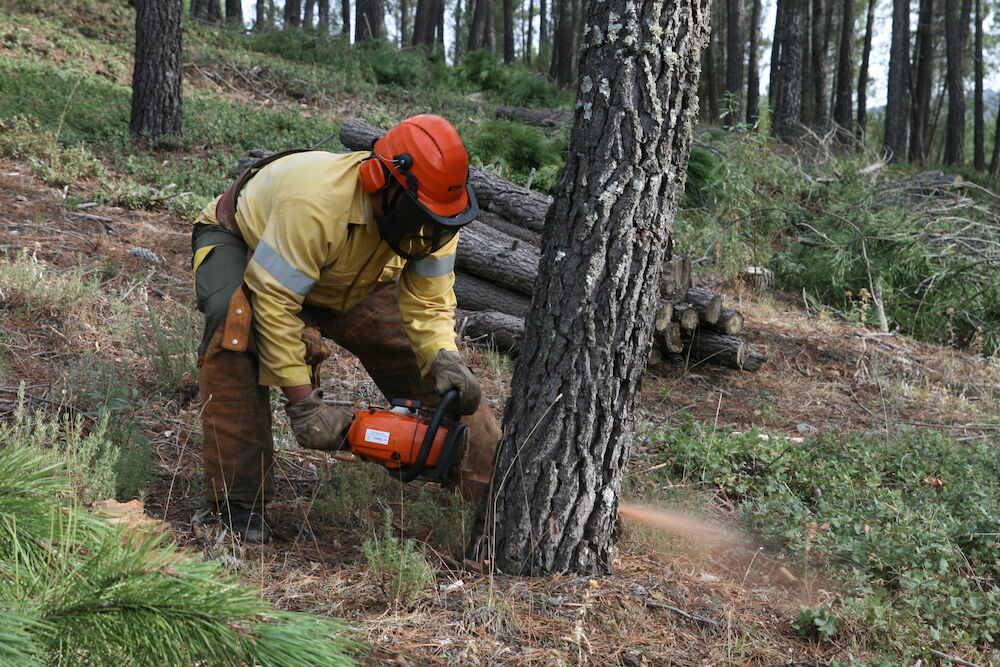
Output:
[0, 0, 999, 664]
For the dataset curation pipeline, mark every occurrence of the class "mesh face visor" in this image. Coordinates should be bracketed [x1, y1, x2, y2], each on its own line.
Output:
[377, 186, 478, 261]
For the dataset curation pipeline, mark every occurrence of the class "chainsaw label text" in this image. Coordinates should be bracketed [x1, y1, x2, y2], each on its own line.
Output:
[364, 428, 391, 445]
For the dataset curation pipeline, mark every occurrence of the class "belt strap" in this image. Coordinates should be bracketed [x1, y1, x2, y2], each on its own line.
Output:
[215, 149, 313, 236]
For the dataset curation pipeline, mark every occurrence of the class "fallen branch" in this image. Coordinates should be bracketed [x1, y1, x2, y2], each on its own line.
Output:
[645, 599, 721, 627]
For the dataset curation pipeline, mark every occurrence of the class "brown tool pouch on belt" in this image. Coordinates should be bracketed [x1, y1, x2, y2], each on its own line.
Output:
[221, 287, 253, 352]
[215, 149, 312, 235]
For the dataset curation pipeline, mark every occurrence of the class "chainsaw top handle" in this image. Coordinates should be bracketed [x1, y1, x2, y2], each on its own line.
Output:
[392, 388, 459, 483]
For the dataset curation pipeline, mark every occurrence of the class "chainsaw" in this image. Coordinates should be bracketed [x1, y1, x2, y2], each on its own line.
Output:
[342, 388, 468, 483]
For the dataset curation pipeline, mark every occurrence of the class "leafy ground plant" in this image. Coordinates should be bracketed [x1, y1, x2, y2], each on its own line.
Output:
[642, 419, 1000, 658]
[362, 510, 434, 607]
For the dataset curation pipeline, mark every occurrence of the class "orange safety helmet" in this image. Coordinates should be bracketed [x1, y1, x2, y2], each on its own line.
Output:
[359, 114, 478, 229]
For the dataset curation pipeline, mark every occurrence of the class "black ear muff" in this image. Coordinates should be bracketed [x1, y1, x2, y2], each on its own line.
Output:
[393, 153, 413, 171]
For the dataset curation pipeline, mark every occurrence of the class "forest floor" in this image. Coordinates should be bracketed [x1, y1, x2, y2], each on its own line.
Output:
[4, 158, 999, 665]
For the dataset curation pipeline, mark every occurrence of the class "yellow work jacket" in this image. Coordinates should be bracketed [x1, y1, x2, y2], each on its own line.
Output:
[194, 150, 459, 387]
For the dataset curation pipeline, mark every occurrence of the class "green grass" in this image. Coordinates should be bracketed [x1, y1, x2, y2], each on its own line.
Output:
[639, 419, 1000, 660]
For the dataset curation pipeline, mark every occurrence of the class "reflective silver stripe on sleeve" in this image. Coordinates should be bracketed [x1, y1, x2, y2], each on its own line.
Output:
[252, 240, 316, 296]
[409, 253, 456, 278]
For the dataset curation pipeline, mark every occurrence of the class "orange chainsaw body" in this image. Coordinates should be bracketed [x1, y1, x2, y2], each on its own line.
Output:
[347, 405, 448, 470]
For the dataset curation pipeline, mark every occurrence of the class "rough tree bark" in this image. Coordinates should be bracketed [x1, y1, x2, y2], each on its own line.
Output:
[225, 0, 242, 25]
[539, 0, 548, 64]
[832, 0, 853, 136]
[468, 0, 710, 576]
[883, 0, 910, 161]
[909, 0, 935, 163]
[399, 0, 409, 46]
[772, 0, 804, 140]
[990, 105, 1000, 179]
[856, 0, 875, 144]
[318, 0, 329, 32]
[342, 0, 350, 36]
[943, 0, 965, 165]
[284, 0, 301, 27]
[745, 0, 761, 125]
[254, 0, 266, 29]
[525, 0, 534, 63]
[130, 0, 183, 142]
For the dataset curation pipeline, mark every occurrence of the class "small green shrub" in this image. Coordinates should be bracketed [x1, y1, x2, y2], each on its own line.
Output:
[136, 301, 200, 394]
[0, 251, 100, 316]
[793, 605, 838, 640]
[467, 119, 566, 190]
[362, 510, 434, 607]
[0, 115, 104, 185]
[642, 419, 1000, 654]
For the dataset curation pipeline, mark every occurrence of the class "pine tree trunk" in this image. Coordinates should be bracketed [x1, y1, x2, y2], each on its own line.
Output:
[810, 0, 832, 129]
[772, 0, 804, 140]
[130, 0, 183, 142]
[413, 0, 434, 45]
[453, 0, 465, 60]
[768, 0, 785, 112]
[467, 0, 495, 52]
[943, 0, 965, 165]
[973, 0, 984, 171]
[832, 0, 853, 136]
[342, 0, 351, 36]
[856, 0, 875, 144]
[318, 0, 329, 32]
[304, 0, 315, 27]
[191, 0, 207, 20]
[539, 0, 548, 66]
[356, 0, 386, 41]
[723, 0, 743, 123]
[745, 0, 761, 124]
[468, 0, 710, 577]
[549, 0, 574, 86]
[285, 0, 301, 27]
[883, 0, 909, 161]
[909, 0, 935, 163]
[990, 104, 1000, 179]
[254, 0, 266, 29]
[704, 18, 720, 122]
[225, 0, 243, 25]
[434, 0, 445, 46]
[206, 0, 222, 22]
[503, 0, 514, 63]
[526, 0, 534, 63]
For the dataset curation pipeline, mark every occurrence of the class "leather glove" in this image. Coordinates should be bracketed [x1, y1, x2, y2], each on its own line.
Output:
[428, 349, 481, 416]
[285, 389, 352, 451]
[300, 326, 331, 366]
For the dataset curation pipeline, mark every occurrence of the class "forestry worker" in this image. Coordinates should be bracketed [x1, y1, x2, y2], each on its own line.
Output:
[190, 115, 499, 543]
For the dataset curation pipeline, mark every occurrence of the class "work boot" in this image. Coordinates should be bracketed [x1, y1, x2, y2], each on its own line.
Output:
[220, 505, 271, 544]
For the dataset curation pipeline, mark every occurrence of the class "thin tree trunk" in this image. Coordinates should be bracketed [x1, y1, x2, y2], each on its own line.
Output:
[768, 0, 786, 112]
[413, 0, 434, 45]
[856, 0, 875, 144]
[225, 0, 243, 25]
[549, 0, 574, 85]
[810, 0, 832, 128]
[342, 0, 351, 36]
[285, 0, 301, 27]
[989, 104, 1000, 179]
[399, 0, 409, 45]
[503, 0, 515, 63]
[525, 0, 534, 63]
[254, 0, 266, 29]
[773, 0, 804, 140]
[883, 0, 909, 161]
[539, 0, 548, 67]
[745, 0, 761, 124]
[356, 0, 386, 40]
[318, 0, 329, 32]
[909, 0, 935, 163]
[468, 0, 495, 52]
[973, 0, 984, 171]
[705, 19, 720, 122]
[453, 0, 465, 59]
[206, 0, 223, 22]
[799, 0, 814, 127]
[434, 0, 445, 46]
[832, 0, 853, 136]
[943, 0, 965, 165]
[724, 0, 744, 124]
[469, 0, 711, 577]
[304, 0, 315, 27]
[131, 0, 183, 142]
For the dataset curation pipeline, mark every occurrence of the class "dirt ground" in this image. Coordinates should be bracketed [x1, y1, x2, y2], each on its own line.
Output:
[2, 161, 998, 665]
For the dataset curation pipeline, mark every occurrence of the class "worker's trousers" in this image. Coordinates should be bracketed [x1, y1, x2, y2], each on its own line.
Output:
[192, 223, 500, 511]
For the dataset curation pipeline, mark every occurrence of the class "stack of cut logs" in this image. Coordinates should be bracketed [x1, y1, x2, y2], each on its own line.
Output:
[240, 118, 765, 373]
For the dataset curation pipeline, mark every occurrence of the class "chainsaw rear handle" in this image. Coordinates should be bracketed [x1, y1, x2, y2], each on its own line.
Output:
[391, 388, 458, 483]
